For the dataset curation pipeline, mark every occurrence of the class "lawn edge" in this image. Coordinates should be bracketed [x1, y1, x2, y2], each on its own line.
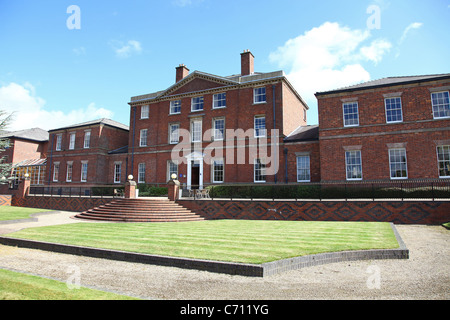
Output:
[0, 223, 408, 277]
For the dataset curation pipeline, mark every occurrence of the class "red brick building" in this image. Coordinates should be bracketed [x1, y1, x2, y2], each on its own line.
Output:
[127, 50, 312, 188]
[0, 128, 48, 192]
[315, 74, 450, 182]
[4, 52, 449, 194]
[46, 119, 129, 187]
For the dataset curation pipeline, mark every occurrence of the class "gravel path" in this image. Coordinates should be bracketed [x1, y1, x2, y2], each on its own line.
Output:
[0, 211, 449, 300]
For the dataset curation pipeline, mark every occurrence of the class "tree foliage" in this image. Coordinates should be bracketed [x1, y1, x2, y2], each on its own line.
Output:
[0, 110, 13, 184]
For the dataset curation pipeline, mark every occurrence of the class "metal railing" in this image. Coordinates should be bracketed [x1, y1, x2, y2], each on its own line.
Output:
[28, 185, 125, 198]
[180, 180, 450, 201]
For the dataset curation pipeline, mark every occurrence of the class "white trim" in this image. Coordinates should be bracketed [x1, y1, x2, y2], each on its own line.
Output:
[185, 152, 204, 190]
[384, 96, 403, 124]
[431, 91, 450, 119]
[342, 101, 359, 127]
[388, 148, 408, 180]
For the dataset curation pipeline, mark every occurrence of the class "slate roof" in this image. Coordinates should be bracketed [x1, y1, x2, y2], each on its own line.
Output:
[0, 127, 49, 142]
[315, 73, 450, 96]
[284, 125, 319, 143]
[49, 118, 129, 132]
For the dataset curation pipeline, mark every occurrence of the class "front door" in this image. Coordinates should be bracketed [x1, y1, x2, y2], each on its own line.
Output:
[191, 161, 200, 189]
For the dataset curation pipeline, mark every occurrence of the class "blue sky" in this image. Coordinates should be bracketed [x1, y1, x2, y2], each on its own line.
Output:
[0, 0, 449, 131]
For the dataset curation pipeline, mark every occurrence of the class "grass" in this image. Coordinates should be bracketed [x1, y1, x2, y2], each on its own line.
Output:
[0, 206, 54, 222]
[3, 220, 400, 264]
[0, 268, 139, 300]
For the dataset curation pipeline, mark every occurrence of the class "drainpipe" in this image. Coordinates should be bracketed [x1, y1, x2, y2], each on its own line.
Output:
[284, 148, 288, 183]
[272, 85, 277, 183]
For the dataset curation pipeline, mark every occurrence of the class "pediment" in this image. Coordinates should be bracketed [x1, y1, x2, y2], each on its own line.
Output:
[159, 72, 238, 98]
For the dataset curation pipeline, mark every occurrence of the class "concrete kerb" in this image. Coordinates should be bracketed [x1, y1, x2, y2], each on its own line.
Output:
[0, 223, 408, 277]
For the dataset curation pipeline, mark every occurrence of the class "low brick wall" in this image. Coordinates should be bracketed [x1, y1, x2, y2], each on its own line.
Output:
[0, 195, 12, 206]
[12, 195, 112, 212]
[178, 199, 450, 225]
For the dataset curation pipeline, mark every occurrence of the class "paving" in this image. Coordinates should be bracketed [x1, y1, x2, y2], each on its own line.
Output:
[0, 211, 449, 300]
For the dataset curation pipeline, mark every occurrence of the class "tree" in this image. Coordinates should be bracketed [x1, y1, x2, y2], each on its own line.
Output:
[0, 110, 13, 184]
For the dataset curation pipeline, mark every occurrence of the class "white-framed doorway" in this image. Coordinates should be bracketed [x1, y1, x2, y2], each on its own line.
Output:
[186, 151, 204, 190]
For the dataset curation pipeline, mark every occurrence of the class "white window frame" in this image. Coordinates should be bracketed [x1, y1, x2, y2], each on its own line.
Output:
[169, 123, 179, 144]
[69, 132, 76, 150]
[66, 162, 73, 182]
[114, 162, 122, 184]
[213, 118, 225, 141]
[213, 93, 226, 109]
[385, 97, 403, 123]
[83, 130, 91, 149]
[56, 134, 62, 151]
[167, 160, 178, 181]
[140, 129, 148, 147]
[296, 155, 311, 182]
[141, 105, 149, 119]
[253, 87, 266, 104]
[437, 145, 450, 178]
[170, 100, 181, 115]
[53, 162, 60, 182]
[212, 159, 224, 183]
[191, 96, 204, 112]
[138, 163, 146, 183]
[254, 158, 266, 183]
[254, 115, 266, 138]
[81, 161, 88, 182]
[345, 150, 363, 181]
[431, 91, 450, 119]
[191, 119, 202, 143]
[389, 148, 408, 180]
[343, 102, 359, 127]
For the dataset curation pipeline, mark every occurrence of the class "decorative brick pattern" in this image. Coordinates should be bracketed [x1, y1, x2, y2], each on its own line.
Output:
[0, 195, 12, 206]
[178, 199, 450, 225]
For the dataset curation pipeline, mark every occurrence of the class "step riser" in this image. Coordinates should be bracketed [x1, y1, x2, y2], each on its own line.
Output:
[75, 198, 204, 223]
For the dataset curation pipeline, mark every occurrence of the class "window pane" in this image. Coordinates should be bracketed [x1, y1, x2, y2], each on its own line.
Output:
[213, 159, 224, 182]
[254, 116, 266, 137]
[431, 92, 450, 118]
[170, 100, 181, 114]
[213, 93, 226, 108]
[343, 103, 359, 126]
[254, 87, 266, 103]
[345, 151, 362, 180]
[254, 159, 266, 182]
[191, 97, 204, 111]
[214, 119, 224, 140]
[389, 149, 407, 179]
[437, 145, 450, 177]
[296, 156, 311, 182]
[385, 97, 403, 123]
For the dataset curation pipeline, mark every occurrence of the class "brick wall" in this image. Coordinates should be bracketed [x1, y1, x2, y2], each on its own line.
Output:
[317, 78, 450, 182]
[178, 199, 450, 225]
[12, 195, 111, 212]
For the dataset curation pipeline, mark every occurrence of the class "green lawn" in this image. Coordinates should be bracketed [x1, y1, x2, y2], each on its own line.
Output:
[0, 268, 139, 300]
[0, 206, 54, 221]
[3, 220, 399, 264]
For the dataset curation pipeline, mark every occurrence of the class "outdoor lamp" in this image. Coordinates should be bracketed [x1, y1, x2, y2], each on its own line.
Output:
[171, 173, 177, 180]
[24, 173, 29, 178]
[128, 175, 133, 181]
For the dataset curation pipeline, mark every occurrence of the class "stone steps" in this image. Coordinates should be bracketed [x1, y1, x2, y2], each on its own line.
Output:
[75, 198, 204, 222]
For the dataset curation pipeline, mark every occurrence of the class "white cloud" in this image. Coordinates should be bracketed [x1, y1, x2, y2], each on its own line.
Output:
[0, 82, 113, 131]
[269, 22, 392, 118]
[73, 46, 86, 56]
[399, 22, 423, 44]
[110, 40, 142, 59]
[172, 0, 204, 7]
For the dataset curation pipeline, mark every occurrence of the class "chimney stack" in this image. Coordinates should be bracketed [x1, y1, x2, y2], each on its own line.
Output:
[240, 49, 254, 76]
[176, 64, 190, 82]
